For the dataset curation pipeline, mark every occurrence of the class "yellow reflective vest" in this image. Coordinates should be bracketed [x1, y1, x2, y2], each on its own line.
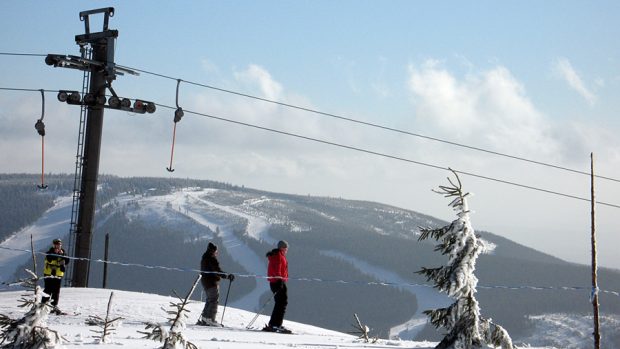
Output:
[43, 248, 68, 278]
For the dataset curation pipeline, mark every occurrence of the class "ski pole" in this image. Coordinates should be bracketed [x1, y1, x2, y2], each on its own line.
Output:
[246, 289, 279, 329]
[220, 277, 233, 325]
[247, 297, 272, 329]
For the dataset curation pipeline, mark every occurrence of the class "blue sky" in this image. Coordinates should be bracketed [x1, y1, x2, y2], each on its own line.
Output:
[1, 1, 620, 269]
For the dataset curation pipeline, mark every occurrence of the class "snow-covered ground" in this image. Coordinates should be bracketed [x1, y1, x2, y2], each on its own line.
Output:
[0, 288, 441, 349]
[520, 314, 620, 349]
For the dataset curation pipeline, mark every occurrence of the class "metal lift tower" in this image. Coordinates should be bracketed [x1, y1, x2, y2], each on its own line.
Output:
[46, 8, 155, 287]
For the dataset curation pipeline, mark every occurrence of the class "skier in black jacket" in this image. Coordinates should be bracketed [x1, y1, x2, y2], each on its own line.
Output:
[197, 242, 234, 326]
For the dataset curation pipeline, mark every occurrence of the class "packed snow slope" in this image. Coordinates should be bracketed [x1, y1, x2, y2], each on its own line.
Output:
[0, 288, 442, 349]
[1, 288, 618, 348]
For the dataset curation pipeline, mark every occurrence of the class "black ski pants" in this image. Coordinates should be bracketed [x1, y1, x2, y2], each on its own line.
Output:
[42, 277, 62, 307]
[268, 280, 288, 327]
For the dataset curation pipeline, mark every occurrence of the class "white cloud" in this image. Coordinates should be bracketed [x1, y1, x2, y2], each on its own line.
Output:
[234, 64, 282, 101]
[553, 57, 597, 106]
[407, 60, 560, 159]
[200, 58, 219, 75]
[559, 121, 620, 169]
[189, 63, 367, 150]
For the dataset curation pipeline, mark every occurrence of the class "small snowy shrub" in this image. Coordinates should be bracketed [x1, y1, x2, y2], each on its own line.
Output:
[86, 292, 123, 344]
[140, 275, 201, 349]
[350, 313, 378, 343]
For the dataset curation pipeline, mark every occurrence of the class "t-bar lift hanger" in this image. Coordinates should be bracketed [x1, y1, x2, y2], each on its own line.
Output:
[34, 89, 48, 189]
[166, 79, 184, 172]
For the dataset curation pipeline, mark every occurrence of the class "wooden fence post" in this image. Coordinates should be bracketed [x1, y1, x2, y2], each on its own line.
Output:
[590, 153, 600, 349]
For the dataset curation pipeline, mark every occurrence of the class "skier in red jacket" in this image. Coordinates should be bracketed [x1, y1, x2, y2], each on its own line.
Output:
[264, 240, 290, 333]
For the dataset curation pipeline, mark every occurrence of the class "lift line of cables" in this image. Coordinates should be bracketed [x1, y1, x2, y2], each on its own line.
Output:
[155, 102, 620, 210]
[1, 51, 618, 184]
[116, 63, 620, 184]
[1, 85, 619, 209]
[1, 245, 618, 298]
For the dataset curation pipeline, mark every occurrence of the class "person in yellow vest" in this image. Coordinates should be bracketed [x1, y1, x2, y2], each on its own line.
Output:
[42, 238, 70, 314]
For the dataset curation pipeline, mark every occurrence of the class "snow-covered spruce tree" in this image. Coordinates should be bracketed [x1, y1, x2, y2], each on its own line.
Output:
[417, 170, 513, 349]
[140, 275, 201, 349]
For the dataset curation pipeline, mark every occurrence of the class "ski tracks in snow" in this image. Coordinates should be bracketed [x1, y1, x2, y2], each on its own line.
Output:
[179, 189, 273, 310]
[320, 250, 451, 340]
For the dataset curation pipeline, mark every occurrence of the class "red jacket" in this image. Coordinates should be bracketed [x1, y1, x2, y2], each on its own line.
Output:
[267, 248, 288, 283]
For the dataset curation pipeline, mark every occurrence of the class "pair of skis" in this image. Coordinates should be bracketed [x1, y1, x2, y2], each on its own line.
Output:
[193, 322, 293, 334]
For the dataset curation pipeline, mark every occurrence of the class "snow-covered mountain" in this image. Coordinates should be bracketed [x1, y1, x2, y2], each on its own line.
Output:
[1, 174, 619, 348]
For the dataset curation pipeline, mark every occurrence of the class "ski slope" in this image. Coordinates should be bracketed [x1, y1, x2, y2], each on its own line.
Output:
[0, 288, 442, 349]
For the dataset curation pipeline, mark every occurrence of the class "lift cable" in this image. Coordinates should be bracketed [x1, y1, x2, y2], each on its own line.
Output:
[0, 52, 47, 57]
[1, 51, 618, 183]
[0, 87, 59, 93]
[115, 64, 620, 184]
[2, 86, 619, 209]
[152, 102, 620, 210]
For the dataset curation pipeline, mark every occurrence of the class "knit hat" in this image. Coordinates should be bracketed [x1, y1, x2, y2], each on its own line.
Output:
[53, 238, 62, 244]
[277, 240, 289, 249]
[207, 242, 217, 253]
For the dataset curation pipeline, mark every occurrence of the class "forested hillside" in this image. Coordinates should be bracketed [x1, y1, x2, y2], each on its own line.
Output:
[0, 174, 66, 242]
[0, 173, 238, 242]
